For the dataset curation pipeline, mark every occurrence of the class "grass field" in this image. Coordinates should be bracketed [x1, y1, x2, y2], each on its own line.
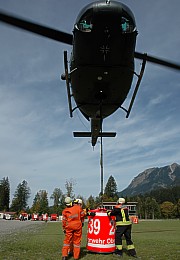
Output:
[0, 220, 179, 260]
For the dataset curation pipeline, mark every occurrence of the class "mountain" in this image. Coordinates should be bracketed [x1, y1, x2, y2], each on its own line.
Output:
[120, 163, 180, 196]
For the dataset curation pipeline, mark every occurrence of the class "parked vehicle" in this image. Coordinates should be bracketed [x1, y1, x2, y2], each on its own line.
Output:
[42, 213, 48, 221]
[32, 213, 39, 221]
[50, 214, 57, 221]
[5, 213, 14, 220]
[19, 212, 28, 221]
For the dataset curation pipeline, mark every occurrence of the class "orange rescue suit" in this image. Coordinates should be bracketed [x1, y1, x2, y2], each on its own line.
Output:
[62, 204, 84, 259]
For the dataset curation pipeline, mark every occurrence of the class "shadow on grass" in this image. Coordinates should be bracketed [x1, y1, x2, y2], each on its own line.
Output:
[79, 247, 130, 259]
[79, 247, 137, 259]
[134, 229, 175, 233]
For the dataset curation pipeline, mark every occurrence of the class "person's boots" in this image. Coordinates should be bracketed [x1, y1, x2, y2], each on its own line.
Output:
[62, 257, 67, 260]
[128, 248, 137, 258]
[114, 249, 123, 257]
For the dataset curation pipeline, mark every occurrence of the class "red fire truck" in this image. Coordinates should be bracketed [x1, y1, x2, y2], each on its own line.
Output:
[42, 213, 48, 221]
[50, 213, 57, 221]
[32, 213, 39, 221]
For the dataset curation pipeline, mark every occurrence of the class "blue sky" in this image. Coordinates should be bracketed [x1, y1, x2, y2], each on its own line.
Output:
[0, 0, 179, 206]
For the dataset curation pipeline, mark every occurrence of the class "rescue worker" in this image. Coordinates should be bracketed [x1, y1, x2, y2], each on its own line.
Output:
[76, 198, 85, 224]
[76, 199, 96, 216]
[107, 197, 137, 258]
[68, 198, 85, 257]
[76, 198, 82, 206]
[62, 197, 84, 260]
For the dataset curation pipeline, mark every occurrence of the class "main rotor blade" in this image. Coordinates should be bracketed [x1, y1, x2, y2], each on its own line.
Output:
[1, 10, 179, 71]
[0, 10, 73, 45]
[135, 51, 180, 71]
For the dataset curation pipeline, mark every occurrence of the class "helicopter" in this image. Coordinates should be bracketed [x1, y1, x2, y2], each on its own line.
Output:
[0, 0, 180, 147]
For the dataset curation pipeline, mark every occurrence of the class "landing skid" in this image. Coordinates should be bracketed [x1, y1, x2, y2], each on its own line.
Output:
[62, 50, 73, 117]
[121, 54, 147, 118]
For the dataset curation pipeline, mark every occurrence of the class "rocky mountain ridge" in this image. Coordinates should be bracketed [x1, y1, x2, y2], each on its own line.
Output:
[120, 163, 180, 196]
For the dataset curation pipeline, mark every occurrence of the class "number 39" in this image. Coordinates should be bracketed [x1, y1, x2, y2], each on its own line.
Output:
[88, 219, 100, 235]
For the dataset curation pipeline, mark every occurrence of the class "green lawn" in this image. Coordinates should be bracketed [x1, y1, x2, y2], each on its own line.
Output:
[0, 220, 179, 260]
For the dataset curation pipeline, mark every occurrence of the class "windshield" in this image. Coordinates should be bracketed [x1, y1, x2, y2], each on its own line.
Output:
[75, 14, 135, 34]
[121, 17, 135, 33]
[76, 19, 93, 32]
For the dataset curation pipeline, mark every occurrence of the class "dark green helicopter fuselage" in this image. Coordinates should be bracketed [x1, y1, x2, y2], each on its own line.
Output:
[70, 0, 137, 121]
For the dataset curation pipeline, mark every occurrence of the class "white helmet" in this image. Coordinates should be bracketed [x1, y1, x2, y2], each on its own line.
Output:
[117, 197, 125, 204]
[77, 198, 82, 205]
[65, 197, 72, 206]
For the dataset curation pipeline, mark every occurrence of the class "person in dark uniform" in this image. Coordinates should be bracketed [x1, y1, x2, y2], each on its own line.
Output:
[107, 197, 137, 258]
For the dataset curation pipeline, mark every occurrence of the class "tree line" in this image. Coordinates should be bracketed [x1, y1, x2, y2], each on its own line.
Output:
[0, 176, 179, 219]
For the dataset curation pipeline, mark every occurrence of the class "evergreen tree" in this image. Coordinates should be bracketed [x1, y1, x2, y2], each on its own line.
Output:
[39, 190, 49, 214]
[50, 188, 63, 214]
[134, 195, 144, 219]
[144, 197, 152, 219]
[31, 190, 49, 215]
[31, 192, 41, 213]
[0, 177, 10, 211]
[10, 180, 30, 213]
[86, 195, 96, 209]
[148, 186, 180, 204]
[173, 198, 180, 218]
[144, 197, 160, 219]
[104, 175, 118, 200]
[150, 198, 161, 219]
[95, 195, 102, 207]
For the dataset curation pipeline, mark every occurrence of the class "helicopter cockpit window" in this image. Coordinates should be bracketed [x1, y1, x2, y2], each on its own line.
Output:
[121, 17, 135, 33]
[75, 18, 93, 32]
[79, 20, 93, 32]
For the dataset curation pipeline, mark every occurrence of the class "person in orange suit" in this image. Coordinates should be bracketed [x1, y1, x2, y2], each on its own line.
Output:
[68, 198, 85, 257]
[61, 197, 84, 260]
[66, 198, 95, 258]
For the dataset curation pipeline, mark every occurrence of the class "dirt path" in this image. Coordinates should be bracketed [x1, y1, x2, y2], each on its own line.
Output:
[0, 219, 44, 239]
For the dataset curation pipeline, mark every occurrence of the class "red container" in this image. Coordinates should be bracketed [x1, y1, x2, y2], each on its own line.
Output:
[87, 209, 115, 253]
